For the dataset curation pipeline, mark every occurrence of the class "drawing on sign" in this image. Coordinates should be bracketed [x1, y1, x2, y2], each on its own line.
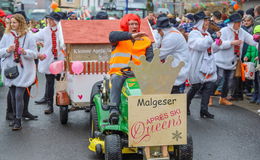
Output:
[172, 130, 182, 141]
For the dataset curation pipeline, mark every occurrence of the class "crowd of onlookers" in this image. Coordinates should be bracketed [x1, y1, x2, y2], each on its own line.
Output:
[146, 6, 260, 117]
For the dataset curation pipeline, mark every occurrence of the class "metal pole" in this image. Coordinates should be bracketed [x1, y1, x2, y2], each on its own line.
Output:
[126, 0, 128, 14]
[173, 0, 175, 14]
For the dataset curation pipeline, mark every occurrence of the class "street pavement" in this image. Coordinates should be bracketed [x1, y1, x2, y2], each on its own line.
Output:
[0, 73, 260, 160]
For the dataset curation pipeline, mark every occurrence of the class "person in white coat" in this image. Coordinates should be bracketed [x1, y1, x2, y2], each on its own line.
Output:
[34, 12, 63, 114]
[212, 13, 258, 106]
[187, 11, 216, 118]
[4, 12, 39, 121]
[0, 14, 38, 130]
[154, 16, 191, 93]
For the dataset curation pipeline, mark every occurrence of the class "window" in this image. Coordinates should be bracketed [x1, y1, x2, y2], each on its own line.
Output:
[66, 0, 73, 3]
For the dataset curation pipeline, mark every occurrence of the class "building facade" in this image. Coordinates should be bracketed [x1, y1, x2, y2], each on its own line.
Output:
[81, 0, 105, 12]
[243, 0, 259, 11]
[54, 0, 82, 9]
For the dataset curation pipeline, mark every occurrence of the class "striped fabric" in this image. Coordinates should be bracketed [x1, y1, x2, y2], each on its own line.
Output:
[69, 61, 109, 75]
[110, 52, 131, 58]
[234, 31, 240, 57]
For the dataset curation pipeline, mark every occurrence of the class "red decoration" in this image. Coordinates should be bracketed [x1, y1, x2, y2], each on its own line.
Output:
[51, 2, 58, 9]
[234, 4, 240, 10]
[50, 28, 58, 59]
[10, 32, 23, 67]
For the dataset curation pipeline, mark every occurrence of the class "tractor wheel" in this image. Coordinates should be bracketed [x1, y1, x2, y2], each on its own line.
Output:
[171, 134, 193, 160]
[60, 106, 68, 125]
[90, 81, 102, 107]
[105, 134, 122, 160]
[89, 107, 99, 138]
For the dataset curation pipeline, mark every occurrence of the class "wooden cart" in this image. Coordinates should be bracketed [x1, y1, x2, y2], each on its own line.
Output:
[56, 19, 153, 124]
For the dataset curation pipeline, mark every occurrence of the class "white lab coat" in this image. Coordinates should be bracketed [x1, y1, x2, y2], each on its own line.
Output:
[212, 25, 258, 70]
[188, 29, 217, 84]
[154, 27, 191, 86]
[0, 31, 37, 87]
[34, 26, 64, 74]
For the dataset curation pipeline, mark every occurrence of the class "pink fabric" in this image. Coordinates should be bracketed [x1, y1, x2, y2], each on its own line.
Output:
[215, 38, 222, 46]
[253, 34, 260, 42]
[49, 60, 64, 74]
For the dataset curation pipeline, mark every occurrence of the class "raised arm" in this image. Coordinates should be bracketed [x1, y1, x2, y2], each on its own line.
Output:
[188, 30, 213, 52]
[243, 29, 258, 47]
[109, 31, 132, 44]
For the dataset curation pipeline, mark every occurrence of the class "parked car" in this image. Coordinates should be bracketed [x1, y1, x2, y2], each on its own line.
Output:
[29, 9, 48, 21]
[156, 8, 170, 14]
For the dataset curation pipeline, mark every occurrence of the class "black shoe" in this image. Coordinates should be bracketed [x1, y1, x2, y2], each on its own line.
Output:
[12, 119, 22, 131]
[6, 112, 14, 120]
[109, 109, 119, 125]
[200, 110, 214, 119]
[44, 105, 53, 114]
[9, 120, 15, 127]
[22, 112, 38, 120]
[35, 97, 47, 104]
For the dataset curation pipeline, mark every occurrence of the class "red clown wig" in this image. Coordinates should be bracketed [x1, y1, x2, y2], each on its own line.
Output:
[120, 14, 141, 32]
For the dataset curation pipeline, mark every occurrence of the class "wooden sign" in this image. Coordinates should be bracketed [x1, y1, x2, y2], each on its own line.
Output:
[129, 50, 184, 95]
[128, 94, 187, 147]
[68, 44, 111, 61]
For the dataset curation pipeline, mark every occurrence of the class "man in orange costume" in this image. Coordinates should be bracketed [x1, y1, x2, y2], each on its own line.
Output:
[108, 14, 154, 124]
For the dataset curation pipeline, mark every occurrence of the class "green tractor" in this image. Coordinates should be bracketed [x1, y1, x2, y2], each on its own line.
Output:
[88, 68, 193, 160]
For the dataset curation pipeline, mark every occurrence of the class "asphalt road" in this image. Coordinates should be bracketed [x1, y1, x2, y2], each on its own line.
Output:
[0, 73, 260, 160]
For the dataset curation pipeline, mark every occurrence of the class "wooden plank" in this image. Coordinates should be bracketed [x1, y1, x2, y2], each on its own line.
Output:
[100, 62, 103, 74]
[144, 147, 151, 159]
[83, 62, 87, 74]
[69, 44, 111, 61]
[69, 62, 73, 74]
[91, 62, 95, 74]
[161, 146, 169, 158]
[104, 61, 108, 73]
[95, 62, 99, 74]
[87, 62, 90, 75]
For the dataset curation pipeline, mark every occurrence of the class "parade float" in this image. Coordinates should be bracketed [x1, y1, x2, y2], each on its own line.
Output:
[55, 19, 153, 124]
[88, 52, 193, 160]
[55, 20, 112, 124]
[57, 19, 193, 159]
